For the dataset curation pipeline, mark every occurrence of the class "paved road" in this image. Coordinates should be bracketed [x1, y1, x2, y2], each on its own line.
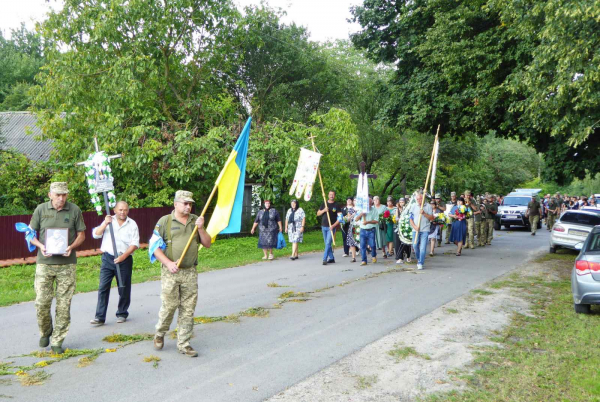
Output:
[0, 227, 549, 401]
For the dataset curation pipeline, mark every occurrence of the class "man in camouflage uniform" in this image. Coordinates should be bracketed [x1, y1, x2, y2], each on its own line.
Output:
[152, 191, 211, 357]
[482, 194, 498, 245]
[476, 196, 487, 247]
[445, 192, 458, 244]
[435, 193, 444, 246]
[546, 194, 560, 231]
[29, 182, 86, 354]
[527, 195, 542, 236]
[464, 190, 480, 249]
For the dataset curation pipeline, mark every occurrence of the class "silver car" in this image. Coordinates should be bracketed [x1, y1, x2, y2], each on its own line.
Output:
[572, 226, 600, 314]
[549, 210, 600, 252]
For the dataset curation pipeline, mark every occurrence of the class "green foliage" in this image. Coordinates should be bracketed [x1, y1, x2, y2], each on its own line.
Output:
[0, 150, 52, 214]
[350, 0, 600, 185]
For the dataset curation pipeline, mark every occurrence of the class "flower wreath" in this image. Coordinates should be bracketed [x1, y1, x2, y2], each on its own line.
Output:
[84, 152, 116, 215]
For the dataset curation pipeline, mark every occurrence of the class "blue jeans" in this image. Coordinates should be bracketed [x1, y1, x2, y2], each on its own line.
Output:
[412, 231, 429, 266]
[360, 228, 377, 262]
[322, 226, 336, 261]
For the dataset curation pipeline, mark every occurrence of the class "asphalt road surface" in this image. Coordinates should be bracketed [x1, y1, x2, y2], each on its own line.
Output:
[0, 227, 549, 401]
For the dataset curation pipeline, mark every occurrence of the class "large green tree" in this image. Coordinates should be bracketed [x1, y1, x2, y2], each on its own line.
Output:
[350, 0, 600, 185]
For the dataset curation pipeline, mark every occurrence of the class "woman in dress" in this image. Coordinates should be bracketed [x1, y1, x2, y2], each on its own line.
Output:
[341, 197, 354, 257]
[285, 199, 305, 260]
[385, 196, 396, 257]
[251, 200, 282, 260]
[428, 200, 444, 256]
[373, 196, 389, 258]
[343, 198, 359, 262]
[449, 197, 468, 256]
[394, 197, 411, 264]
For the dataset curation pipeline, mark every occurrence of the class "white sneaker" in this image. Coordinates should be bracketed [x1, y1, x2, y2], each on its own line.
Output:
[417, 264, 424, 270]
[396, 259, 404, 264]
[342, 254, 348, 257]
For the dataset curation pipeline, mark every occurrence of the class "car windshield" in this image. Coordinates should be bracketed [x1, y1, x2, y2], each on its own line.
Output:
[586, 232, 600, 253]
[560, 212, 600, 226]
[502, 197, 531, 206]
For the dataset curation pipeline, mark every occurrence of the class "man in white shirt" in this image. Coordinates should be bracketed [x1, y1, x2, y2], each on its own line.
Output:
[409, 191, 434, 270]
[90, 201, 140, 325]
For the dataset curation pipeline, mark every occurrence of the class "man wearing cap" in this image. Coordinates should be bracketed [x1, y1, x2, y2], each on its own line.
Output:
[547, 194, 560, 231]
[90, 201, 140, 325]
[464, 190, 480, 249]
[152, 190, 211, 357]
[29, 182, 86, 354]
[482, 194, 498, 245]
[445, 192, 457, 244]
[526, 195, 541, 236]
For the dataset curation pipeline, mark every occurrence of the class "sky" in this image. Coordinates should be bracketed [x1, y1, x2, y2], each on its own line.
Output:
[0, 0, 362, 42]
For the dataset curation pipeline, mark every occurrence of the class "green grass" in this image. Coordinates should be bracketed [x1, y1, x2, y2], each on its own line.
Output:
[388, 345, 431, 362]
[356, 374, 378, 390]
[0, 231, 330, 307]
[425, 253, 600, 402]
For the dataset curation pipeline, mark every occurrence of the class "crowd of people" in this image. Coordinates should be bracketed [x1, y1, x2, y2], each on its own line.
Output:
[252, 189, 505, 270]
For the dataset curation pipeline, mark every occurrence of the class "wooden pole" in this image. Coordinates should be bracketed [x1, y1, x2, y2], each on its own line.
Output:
[176, 183, 218, 268]
[309, 135, 336, 246]
[416, 125, 441, 233]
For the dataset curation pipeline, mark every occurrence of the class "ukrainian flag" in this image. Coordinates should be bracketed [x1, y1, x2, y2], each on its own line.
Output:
[206, 117, 251, 241]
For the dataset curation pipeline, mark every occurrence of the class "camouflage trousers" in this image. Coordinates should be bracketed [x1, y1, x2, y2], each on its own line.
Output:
[155, 265, 198, 351]
[34, 264, 77, 347]
[547, 214, 556, 230]
[466, 218, 475, 248]
[529, 215, 540, 234]
[482, 219, 494, 245]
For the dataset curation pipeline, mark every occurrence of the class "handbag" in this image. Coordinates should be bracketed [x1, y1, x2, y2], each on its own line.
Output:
[276, 232, 286, 249]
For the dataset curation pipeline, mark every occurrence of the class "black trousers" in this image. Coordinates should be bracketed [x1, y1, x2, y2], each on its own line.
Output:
[95, 252, 133, 321]
[394, 232, 410, 261]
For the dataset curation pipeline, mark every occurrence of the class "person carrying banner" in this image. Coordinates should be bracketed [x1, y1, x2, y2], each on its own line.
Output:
[318, 190, 340, 265]
[151, 190, 211, 357]
[28, 182, 86, 354]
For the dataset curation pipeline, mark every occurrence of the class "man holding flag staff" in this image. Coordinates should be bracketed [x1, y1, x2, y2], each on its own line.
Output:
[151, 191, 211, 357]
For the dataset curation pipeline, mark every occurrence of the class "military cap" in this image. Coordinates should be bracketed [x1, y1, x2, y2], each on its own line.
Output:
[486, 193, 493, 198]
[435, 193, 442, 198]
[450, 191, 456, 196]
[404, 195, 410, 200]
[174, 190, 195, 203]
[464, 190, 472, 196]
[50, 182, 69, 194]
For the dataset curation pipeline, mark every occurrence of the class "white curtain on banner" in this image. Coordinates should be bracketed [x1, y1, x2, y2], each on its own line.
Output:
[289, 148, 322, 201]
[355, 173, 370, 213]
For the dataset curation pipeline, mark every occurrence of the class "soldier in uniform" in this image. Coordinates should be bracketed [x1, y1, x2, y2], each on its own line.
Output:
[476, 196, 486, 247]
[445, 192, 458, 244]
[547, 194, 560, 231]
[482, 194, 498, 245]
[152, 191, 211, 357]
[527, 195, 542, 236]
[29, 182, 86, 354]
[464, 191, 481, 249]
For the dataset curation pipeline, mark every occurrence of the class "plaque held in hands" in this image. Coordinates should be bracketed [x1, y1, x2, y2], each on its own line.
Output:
[45, 228, 69, 255]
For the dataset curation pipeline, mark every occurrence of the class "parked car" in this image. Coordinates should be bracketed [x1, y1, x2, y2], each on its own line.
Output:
[550, 210, 600, 253]
[495, 191, 542, 230]
[571, 226, 600, 313]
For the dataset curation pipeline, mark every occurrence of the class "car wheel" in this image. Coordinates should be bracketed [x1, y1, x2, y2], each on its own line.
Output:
[574, 303, 591, 314]
[504, 224, 510, 229]
[494, 220, 501, 230]
[549, 246, 556, 254]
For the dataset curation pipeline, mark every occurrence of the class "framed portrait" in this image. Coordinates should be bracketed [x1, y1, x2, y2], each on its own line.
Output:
[45, 228, 69, 255]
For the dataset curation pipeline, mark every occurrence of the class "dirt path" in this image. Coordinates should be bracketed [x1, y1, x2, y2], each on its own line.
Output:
[268, 254, 547, 402]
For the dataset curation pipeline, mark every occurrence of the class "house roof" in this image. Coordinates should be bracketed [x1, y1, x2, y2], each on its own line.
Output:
[0, 111, 54, 162]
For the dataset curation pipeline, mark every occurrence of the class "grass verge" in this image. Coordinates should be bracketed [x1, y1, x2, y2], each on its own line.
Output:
[426, 250, 600, 402]
[0, 231, 330, 307]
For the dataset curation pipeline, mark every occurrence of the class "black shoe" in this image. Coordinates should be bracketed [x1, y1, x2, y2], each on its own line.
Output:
[322, 261, 328, 265]
[327, 259, 335, 264]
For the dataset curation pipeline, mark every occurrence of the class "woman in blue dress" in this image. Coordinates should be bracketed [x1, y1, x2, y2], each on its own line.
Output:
[449, 197, 468, 256]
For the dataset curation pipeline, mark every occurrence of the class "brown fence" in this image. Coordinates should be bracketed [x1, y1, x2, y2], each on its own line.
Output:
[1, 206, 174, 260]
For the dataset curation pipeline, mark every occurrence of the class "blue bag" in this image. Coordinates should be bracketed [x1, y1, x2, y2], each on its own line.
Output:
[276, 232, 286, 249]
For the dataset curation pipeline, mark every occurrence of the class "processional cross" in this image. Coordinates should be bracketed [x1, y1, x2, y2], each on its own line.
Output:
[350, 161, 377, 213]
[349, 161, 377, 183]
[76, 138, 124, 289]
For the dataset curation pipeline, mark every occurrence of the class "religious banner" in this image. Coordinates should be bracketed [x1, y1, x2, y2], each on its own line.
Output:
[83, 151, 117, 215]
[355, 172, 370, 213]
[289, 148, 321, 201]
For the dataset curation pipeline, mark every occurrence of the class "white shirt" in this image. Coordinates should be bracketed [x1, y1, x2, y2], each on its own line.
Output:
[92, 216, 140, 255]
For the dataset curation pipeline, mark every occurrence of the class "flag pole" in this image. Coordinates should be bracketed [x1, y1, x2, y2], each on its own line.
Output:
[416, 125, 440, 233]
[176, 183, 218, 268]
[309, 135, 336, 246]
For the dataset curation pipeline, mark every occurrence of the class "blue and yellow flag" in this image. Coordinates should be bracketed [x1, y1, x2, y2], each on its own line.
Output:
[205, 117, 251, 241]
